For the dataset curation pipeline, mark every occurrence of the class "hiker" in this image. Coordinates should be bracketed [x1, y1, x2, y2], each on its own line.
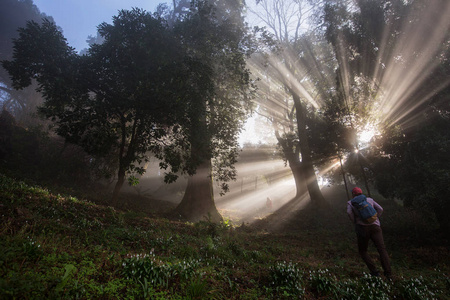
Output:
[347, 187, 392, 278]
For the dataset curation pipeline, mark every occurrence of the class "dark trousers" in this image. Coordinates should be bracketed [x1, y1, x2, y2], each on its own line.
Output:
[355, 224, 392, 276]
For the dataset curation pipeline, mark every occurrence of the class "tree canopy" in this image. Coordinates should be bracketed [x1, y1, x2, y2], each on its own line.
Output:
[3, 1, 257, 219]
[3, 9, 203, 204]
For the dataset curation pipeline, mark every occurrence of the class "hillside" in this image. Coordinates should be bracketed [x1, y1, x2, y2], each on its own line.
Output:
[1, 174, 449, 299]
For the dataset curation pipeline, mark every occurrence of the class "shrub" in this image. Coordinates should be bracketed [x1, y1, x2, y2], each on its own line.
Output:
[122, 253, 173, 288]
[269, 261, 305, 297]
[396, 276, 438, 300]
[308, 269, 339, 297]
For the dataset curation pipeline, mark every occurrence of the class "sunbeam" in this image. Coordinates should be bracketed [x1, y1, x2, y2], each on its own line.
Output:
[375, 1, 450, 128]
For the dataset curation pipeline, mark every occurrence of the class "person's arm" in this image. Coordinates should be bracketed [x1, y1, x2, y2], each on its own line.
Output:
[371, 199, 384, 217]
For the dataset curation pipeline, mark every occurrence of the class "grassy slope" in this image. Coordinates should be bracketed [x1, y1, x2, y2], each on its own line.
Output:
[0, 173, 448, 299]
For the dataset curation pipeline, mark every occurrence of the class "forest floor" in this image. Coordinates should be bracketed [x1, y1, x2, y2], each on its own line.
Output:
[89, 181, 450, 288]
[1, 173, 449, 299]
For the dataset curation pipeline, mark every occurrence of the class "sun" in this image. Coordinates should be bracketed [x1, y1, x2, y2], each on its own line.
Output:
[358, 124, 379, 144]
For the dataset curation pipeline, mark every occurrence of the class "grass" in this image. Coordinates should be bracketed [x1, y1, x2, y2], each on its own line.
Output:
[0, 173, 449, 299]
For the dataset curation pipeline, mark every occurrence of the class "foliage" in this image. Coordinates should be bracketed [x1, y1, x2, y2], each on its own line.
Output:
[174, 0, 257, 177]
[308, 268, 339, 297]
[269, 261, 305, 297]
[122, 253, 174, 288]
[370, 111, 450, 234]
[395, 276, 438, 300]
[2, 12, 184, 203]
[0, 110, 94, 187]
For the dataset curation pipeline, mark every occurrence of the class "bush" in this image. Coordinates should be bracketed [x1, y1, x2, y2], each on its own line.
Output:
[269, 261, 305, 297]
[396, 276, 438, 300]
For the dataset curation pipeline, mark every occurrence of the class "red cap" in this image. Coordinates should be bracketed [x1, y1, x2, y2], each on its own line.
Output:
[352, 187, 363, 195]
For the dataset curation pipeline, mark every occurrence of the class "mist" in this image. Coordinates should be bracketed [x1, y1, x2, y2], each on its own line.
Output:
[1, 1, 449, 298]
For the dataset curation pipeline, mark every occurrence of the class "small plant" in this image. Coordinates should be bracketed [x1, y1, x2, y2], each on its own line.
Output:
[308, 269, 339, 297]
[206, 236, 216, 252]
[396, 276, 438, 300]
[185, 277, 209, 300]
[54, 264, 78, 294]
[22, 236, 42, 259]
[269, 261, 305, 297]
[227, 240, 243, 256]
[122, 252, 173, 288]
[122, 252, 204, 291]
[221, 218, 232, 229]
[154, 236, 175, 250]
[175, 258, 203, 280]
[356, 273, 392, 300]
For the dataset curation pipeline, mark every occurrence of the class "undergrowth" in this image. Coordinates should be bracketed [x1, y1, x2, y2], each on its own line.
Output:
[0, 174, 448, 299]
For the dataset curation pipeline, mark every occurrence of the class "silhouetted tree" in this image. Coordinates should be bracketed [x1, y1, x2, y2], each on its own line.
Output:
[171, 0, 256, 222]
[2, 11, 194, 205]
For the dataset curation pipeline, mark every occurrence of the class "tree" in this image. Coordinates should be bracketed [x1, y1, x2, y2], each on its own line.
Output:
[171, 0, 256, 222]
[2, 10, 195, 205]
[248, 0, 331, 207]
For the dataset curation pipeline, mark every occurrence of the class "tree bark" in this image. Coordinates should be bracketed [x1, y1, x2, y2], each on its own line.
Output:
[111, 118, 131, 206]
[340, 154, 351, 200]
[291, 161, 308, 199]
[176, 160, 222, 223]
[275, 130, 308, 199]
[112, 166, 125, 206]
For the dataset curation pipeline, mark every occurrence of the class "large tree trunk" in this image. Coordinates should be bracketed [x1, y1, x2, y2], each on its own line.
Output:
[111, 123, 130, 207]
[292, 91, 327, 208]
[176, 160, 222, 223]
[291, 161, 308, 199]
[175, 94, 222, 223]
[275, 130, 308, 199]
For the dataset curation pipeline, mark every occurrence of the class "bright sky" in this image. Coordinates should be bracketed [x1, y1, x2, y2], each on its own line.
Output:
[33, 0, 166, 52]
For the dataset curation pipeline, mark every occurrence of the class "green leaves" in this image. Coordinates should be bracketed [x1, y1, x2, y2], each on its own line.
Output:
[270, 261, 305, 297]
[55, 264, 77, 293]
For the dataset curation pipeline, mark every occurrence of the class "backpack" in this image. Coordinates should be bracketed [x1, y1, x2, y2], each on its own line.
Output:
[351, 195, 378, 224]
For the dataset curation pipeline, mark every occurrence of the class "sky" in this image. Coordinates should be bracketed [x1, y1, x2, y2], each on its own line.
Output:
[33, 0, 167, 52]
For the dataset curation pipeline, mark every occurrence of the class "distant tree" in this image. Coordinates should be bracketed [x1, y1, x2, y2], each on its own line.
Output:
[0, 0, 46, 78]
[0, 0, 50, 124]
[78, 32, 105, 56]
[249, 0, 331, 207]
[2, 10, 196, 205]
